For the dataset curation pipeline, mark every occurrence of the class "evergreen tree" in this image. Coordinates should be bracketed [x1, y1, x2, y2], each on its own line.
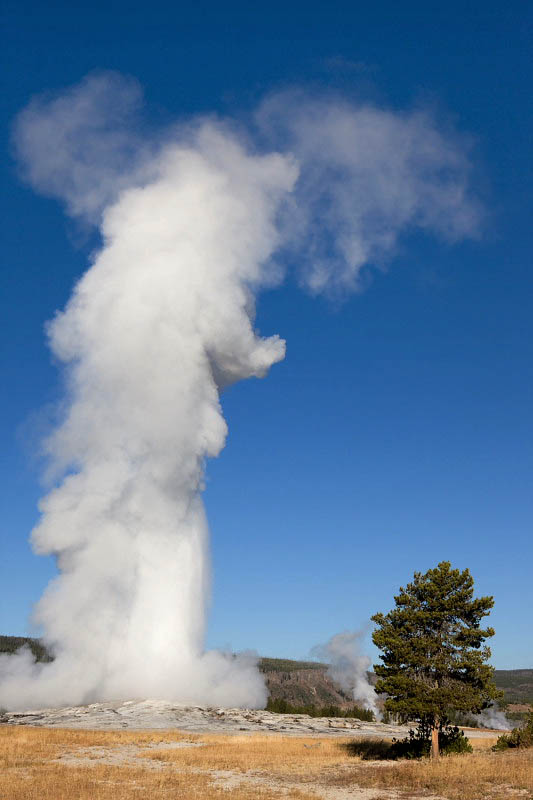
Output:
[372, 561, 501, 759]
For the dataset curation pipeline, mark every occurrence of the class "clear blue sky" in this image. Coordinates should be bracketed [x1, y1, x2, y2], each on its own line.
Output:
[1, 0, 531, 669]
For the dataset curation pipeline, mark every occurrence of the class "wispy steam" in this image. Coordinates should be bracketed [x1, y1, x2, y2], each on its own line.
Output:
[12, 73, 151, 222]
[1, 73, 480, 710]
[258, 90, 480, 293]
[312, 631, 379, 716]
[474, 704, 511, 731]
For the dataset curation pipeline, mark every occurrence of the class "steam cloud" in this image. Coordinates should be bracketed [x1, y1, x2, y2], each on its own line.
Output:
[1, 73, 480, 710]
[312, 631, 379, 716]
[474, 704, 511, 731]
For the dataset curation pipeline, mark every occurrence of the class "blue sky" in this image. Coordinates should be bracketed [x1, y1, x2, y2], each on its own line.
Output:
[1, 1, 532, 669]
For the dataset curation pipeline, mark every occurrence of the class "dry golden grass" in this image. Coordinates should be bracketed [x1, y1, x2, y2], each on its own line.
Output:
[144, 731, 351, 775]
[325, 741, 533, 799]
[147, 732, 533, 798]
[0, 724, 196, 752]
[469, 735, 499, 750]
[1, 725, 532, 800]
[0, 726, 314, 799]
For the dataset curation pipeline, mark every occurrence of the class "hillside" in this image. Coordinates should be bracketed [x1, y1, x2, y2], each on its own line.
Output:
[0, 635, 52, 663]
[492, 669, 533, 706]
[1, 637, 531, 708]
[261, 664, 356, 709]
[258, 657, 533, 710]
[258, 656, 358, 708]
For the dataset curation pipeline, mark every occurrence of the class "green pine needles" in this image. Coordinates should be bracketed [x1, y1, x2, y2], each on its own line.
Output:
[372, 561, 502, 759]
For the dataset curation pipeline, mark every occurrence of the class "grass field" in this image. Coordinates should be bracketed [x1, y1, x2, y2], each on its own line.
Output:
[1, 726, 532, 799]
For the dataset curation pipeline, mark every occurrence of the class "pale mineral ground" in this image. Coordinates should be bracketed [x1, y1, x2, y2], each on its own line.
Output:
[2, 700, 504, 736]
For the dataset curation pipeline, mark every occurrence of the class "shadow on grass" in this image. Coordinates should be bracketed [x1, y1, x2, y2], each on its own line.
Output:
[344, 725, 473, 761]
[343, 739, 397, 760]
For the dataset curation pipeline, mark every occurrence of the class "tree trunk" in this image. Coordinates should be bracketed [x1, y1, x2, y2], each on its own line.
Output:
[430, 720, 440, 760]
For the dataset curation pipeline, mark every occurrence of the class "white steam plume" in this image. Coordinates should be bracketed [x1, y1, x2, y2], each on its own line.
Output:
[1, 73, 480, 710]
[312, 631, 379, 716]
[474, 704, 511, 730]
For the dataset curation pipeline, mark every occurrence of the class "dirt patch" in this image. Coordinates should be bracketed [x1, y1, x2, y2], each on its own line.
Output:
[56, 739, 204, 768]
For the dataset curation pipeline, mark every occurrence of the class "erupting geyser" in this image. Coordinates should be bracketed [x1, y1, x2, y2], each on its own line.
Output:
[0, 73, 480, 710]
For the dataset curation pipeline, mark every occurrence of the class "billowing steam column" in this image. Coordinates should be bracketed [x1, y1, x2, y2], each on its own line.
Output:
[0, 73, 480, 710]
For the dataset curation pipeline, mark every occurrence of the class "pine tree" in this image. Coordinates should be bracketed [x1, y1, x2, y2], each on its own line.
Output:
[372, 561, 502, 759]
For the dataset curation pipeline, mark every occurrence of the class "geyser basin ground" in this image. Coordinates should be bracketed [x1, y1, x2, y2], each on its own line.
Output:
[2, 700, 501, 738]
